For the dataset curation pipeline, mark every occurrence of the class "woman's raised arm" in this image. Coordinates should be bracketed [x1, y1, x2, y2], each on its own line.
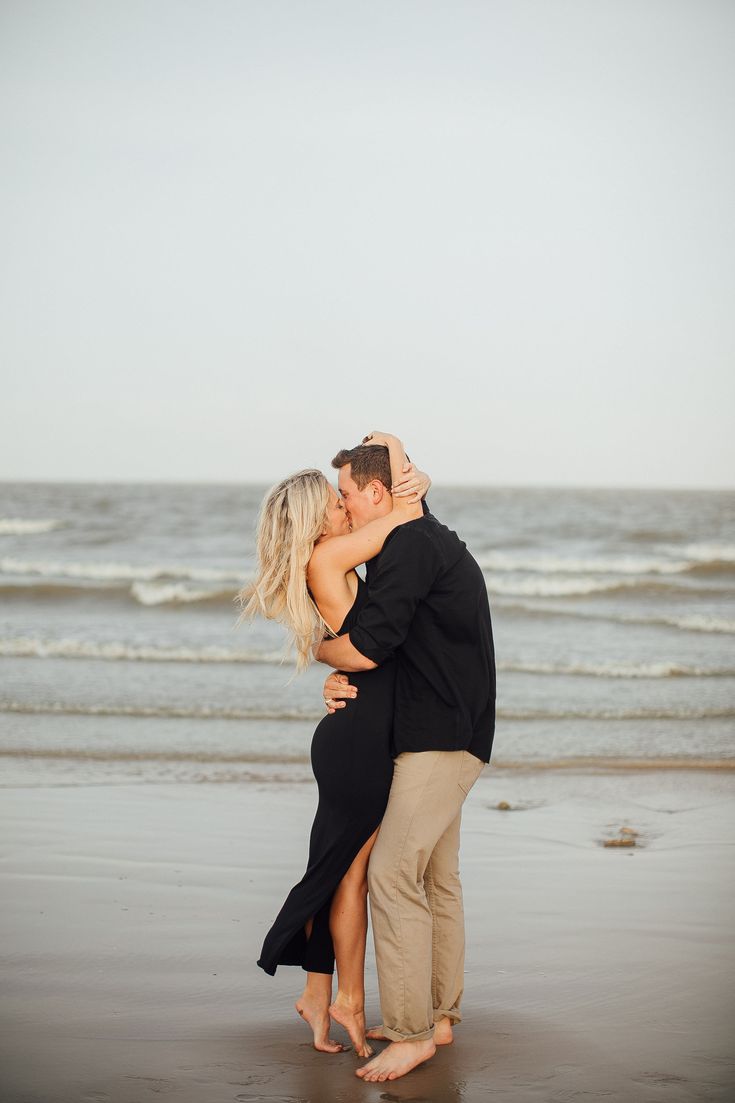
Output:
[364, 431, 431, 501]
[308, 433, 426, 578]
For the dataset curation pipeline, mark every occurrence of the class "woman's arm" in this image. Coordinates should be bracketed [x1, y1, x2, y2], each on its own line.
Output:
[365, 431, 431, 501]
[363, 431, 413, 495]
[308, 433, 426, 578]
[309, 495, 420, 577]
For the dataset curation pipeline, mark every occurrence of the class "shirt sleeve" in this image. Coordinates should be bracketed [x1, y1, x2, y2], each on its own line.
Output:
[349, 526, 443, 664]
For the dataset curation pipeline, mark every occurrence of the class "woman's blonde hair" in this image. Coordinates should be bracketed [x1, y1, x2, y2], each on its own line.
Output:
[237, 469, 334, 670]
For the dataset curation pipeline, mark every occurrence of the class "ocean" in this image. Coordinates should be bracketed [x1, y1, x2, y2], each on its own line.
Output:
[1, 482, 734, 787]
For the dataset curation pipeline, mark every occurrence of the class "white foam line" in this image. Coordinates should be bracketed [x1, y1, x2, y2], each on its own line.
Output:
[0, 637, 286, 664]
[0, 519, 63, 535]
[497, 601, 735, 634]
[497, 659, 735, 678]
[477, 552, 691, 575]
[0, 556, 245, 584]
[1, 702, 732, 723]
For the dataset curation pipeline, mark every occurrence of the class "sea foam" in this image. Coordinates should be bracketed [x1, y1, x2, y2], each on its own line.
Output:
[1, 700, 732, 723]
[477, 551, 691, 575]
[497, 658, 735, 678]
[0, 519, 63, 535]
[0, 556, 244, 584]
[0, 636, 283, 664]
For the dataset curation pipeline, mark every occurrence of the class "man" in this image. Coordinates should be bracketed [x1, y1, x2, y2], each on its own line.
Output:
[316, 438, 496, 1082]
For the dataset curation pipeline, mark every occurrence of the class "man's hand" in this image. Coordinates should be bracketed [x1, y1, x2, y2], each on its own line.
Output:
[323, 671, 358, 714]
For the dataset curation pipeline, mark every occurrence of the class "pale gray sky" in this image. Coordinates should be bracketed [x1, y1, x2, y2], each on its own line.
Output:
[1, 0, 733, 487]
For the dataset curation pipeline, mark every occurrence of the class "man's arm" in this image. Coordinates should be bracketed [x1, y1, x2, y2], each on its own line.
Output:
[315, 634, 377, 671]
[319, 526, 442, 669]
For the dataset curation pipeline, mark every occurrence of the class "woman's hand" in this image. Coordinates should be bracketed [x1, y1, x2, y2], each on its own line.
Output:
[362, 430, 398, 448]
[362, 431, 426, 507]
[393, 462, 431, 502]
[323, 671, 357, 714]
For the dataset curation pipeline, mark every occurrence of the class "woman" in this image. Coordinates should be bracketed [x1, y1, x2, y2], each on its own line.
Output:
[240, 433, 428, 1057]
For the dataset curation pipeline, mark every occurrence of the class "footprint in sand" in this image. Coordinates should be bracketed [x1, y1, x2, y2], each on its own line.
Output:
[125, 1076, 176, 1094]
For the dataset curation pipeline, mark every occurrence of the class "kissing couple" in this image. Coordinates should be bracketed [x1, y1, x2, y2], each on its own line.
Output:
[242, 431, 496, 1083]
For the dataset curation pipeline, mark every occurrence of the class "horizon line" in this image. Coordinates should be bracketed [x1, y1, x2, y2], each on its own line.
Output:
[1, 477, 733, 494]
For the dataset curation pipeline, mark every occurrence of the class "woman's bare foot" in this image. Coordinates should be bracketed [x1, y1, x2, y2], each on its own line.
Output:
[356, 1038, 436, 1081]
[329, 991, 373, 1058]
[295, 997, 343, 1053]
[366, 1016, 454, 1046]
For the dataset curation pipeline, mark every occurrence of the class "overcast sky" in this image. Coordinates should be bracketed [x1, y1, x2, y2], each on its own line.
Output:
[1, 0, 733, 488]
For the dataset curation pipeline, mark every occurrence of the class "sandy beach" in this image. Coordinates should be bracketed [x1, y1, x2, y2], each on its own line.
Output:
[1, 767, 733, 1103]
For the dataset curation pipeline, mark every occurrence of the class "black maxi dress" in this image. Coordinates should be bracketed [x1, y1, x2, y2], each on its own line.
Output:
[257, 576, 395, 975]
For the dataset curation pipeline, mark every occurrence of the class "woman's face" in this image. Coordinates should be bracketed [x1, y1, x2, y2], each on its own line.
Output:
[321, 484, 351, 539]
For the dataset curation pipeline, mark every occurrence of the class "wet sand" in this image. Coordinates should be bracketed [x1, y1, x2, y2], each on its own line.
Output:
[1, 770, 734, 1102]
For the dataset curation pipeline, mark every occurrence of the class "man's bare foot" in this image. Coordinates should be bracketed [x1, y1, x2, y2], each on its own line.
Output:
[366, 1016, 454, 1045]
[356, 1038, 436, 1081]
[295, 997, 343, 1053]
[329, 992, 373, 1057]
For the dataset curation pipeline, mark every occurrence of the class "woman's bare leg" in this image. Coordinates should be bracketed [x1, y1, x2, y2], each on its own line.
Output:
[295, 971, 344, 1053]
[328, 828, 380, 1057]
[295, 918, 343, 1053]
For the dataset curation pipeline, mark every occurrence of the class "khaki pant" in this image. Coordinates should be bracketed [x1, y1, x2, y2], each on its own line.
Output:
[367, 749, 485, 1042]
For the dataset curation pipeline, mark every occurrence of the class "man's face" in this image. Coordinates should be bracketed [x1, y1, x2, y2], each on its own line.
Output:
[337, 464, 386, 530]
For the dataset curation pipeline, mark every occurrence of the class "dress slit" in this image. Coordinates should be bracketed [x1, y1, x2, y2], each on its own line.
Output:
[257, 814, 385, 975]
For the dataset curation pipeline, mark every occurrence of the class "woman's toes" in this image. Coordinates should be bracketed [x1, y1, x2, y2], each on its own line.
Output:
[315, 1039, 343, 1054]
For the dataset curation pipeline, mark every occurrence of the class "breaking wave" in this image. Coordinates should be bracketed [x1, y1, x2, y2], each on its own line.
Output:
[498, 601, 735, 635]
[0, 637, 284, 664]
[497, 658, 735, 678]
[130, 581, 236, 606]
[0, 749, 731, 772]
[0, 701, 322, 721]
[478, 552, 688, 575]
[2, 701, 733, 723]
[663, 614, 735, 634]
[2, 550, 732, 606]
[0, 579, 237, 606]
[672, 542, 735, 564]
[477, 545, 735, 576]
[3, 636, 732, 677]
[0, 556, 244, 584]
[0, 519, 63, 535]
[483, 575, 686, 598]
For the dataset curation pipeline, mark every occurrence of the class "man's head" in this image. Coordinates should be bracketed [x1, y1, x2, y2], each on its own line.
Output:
[331, 444, 392, 530]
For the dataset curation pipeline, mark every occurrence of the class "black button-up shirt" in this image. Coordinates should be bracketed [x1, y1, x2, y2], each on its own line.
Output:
[349, 511, 496, 762]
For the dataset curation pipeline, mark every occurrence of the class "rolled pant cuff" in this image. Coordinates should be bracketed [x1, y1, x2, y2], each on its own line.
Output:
[381, 1025, 436, 1043]
[434, 1008, 462, 1024]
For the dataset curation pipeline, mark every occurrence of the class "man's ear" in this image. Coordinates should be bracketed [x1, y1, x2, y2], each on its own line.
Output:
[369, 480, 388, 503]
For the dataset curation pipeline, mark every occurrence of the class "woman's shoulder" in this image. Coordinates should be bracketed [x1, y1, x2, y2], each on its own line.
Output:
[307, 546, 357, 600]
[306, 541, 332, 583]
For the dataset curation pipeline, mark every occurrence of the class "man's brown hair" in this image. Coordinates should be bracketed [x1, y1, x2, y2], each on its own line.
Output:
[331, 445, 392, 491]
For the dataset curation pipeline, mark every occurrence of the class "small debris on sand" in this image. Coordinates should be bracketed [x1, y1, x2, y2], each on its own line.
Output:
[603, 825, 641, 848]
[497, 800, 512, 811]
